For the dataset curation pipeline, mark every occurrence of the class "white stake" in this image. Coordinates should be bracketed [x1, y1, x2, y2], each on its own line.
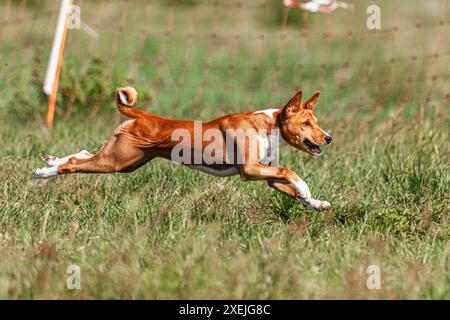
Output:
[43, 0, 72, 96]
[43, 0, 72, 128]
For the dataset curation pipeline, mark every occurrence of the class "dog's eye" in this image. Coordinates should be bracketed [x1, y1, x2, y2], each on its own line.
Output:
[303, 120, 310, 126]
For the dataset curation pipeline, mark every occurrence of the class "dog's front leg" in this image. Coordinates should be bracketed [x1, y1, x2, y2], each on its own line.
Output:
[239, 164, 330, 210]
[269, 179, 330, 210]
[284, 176, 331, 210]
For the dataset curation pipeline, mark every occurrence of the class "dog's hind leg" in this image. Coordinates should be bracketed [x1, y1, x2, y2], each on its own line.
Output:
[32, 135, 151, 178]
[32, 150, 95, 178]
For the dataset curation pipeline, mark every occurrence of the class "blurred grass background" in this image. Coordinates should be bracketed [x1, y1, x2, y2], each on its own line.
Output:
[0, 0, 449, 298]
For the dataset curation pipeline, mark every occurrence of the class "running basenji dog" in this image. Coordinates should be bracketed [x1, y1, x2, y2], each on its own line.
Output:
[32, 87, 332, 210]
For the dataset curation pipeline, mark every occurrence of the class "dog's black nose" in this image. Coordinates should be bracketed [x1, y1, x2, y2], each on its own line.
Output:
[325, 135, 332, 144]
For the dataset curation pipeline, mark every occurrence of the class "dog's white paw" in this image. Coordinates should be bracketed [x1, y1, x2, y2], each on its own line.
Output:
[42, 150, 92, 167]
[309, 199, 331, 210]
[300, 199, 331, 210]
[296, 197, 331, 210]
[32, 166, 58, 179]
[42, 155, 59, 166]
[79, 150, 94, 159]
[320, 200, 331, 210]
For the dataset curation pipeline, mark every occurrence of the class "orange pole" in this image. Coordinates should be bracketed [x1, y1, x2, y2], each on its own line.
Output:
[46, 0, 72, 129]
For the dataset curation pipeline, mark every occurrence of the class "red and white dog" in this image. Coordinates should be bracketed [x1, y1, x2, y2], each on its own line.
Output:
[33, 88, 332, 210]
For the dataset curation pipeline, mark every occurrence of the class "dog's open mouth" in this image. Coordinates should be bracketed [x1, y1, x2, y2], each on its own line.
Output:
[303, 139, 322, 155]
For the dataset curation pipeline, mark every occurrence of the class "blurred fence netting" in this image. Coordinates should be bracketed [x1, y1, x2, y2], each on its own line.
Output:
[1, 0, 449, 126]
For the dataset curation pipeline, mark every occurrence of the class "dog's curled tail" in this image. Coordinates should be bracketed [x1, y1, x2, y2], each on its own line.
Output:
[116, 87, 149, 118]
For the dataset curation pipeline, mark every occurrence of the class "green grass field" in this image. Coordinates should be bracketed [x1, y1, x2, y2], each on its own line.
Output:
[0, 0, 449, 299]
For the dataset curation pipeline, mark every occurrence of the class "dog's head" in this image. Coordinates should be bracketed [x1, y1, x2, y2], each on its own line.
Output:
[279, 90, 332, 156]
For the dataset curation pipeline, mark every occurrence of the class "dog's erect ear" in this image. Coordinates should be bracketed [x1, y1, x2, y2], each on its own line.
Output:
[283, 90, 303, 117]
[302, 91, 320, 110]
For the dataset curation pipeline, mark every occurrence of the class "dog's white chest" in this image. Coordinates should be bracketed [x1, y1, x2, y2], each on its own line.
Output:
[252, 108, 287, 166]
[256, 132, 286, 166]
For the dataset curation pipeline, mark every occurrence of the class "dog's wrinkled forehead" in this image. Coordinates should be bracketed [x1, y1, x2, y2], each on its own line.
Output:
[294, 109, 318, 122]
